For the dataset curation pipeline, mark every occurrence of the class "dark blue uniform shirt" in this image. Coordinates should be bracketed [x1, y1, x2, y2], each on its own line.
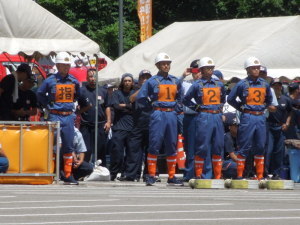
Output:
[267, 95, 292, 124]
[37, 73, 80, 111]
[0, 74, 16, 120]
[110, 89, 134, 131]
[227, 77, 273, 112]
[78, 84, 109, 124]
[136, 73, 183, 111]
[131, 87, 152, 129]
[12, 89, 37, 121]
[183, 77, 226, 111]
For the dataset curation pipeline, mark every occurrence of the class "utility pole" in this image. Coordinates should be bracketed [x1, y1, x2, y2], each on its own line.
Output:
[118, 0, 124, 56]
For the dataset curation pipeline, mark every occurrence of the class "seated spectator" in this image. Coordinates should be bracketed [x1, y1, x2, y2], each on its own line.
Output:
[11, 75, 38, 121]
[222, 113, 238, 179]
[0, 143, 9, 173]
[58, 128, 93, 182]
[71, 128, 94, 181]
[222, 113, 254, 179]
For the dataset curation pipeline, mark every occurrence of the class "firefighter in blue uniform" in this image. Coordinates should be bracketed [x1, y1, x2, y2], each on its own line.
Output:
[37, 52, 81, 185]
[137, 52, 184, 186]
[183, 57, 225, 179]
[227, 57, 273, 180]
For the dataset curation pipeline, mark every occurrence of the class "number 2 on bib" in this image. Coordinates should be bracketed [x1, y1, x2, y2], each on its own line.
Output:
[202, 87, 221, 105]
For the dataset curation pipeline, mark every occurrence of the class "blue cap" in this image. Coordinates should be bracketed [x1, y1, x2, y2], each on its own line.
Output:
[121, 73, 133, 80]
[288, 82, 299, 92]
[260, 66, 267, 73]
[271, 78, 282, 86]
[139, 70, 152, 77]
[190, 59, 200, 68]
[213, 70, 223, 80]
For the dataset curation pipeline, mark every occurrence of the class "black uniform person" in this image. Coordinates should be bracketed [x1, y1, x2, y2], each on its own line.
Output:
[0, 63, 33, 120]
[109, 73, 135, 181]
[11, 75, 38, 121]
[265, 78, 293, 179]
[118, 70, 152, 181]
[77, 68, 112, 164]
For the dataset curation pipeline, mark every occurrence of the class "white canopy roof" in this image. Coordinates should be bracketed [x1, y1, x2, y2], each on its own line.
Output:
[0, 0, 100, 57]
[98, 16, 300, 81]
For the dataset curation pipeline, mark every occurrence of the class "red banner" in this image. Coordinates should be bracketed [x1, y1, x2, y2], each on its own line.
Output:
[137, 0, 152, 42]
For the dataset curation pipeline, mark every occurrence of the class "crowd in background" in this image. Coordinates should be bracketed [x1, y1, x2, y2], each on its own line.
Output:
[0, 52, 300, 186]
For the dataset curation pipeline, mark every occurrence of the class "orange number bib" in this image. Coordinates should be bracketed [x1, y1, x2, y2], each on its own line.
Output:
[158, 84, 177, 102]
[202, 87, 221, 105]
[55, 84, 75, 103]
[246, 87, 266, 105]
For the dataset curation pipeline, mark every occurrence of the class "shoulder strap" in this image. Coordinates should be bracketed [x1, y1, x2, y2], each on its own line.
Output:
[170, 77, 176, 85]
[154, 77, 160, 85]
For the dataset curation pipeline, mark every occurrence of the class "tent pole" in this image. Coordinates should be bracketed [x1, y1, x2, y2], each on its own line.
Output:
[94, 55, 99, 165]
[118, 0, 123, 56]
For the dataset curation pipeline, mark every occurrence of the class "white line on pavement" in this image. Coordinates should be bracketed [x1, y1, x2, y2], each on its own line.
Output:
[109, 195, 300, 200]
[0, 208, 300, 217]
[0, 199, 118, 204]
[3, 216, 300, 224]
[0, 203, 232, 210]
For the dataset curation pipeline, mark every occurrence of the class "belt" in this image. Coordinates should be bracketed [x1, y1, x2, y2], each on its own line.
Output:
[50, 110, 73, 116]
[153, 107, 175, 112]
[243, 109, 264, 116]
[197, 109, 221, 114]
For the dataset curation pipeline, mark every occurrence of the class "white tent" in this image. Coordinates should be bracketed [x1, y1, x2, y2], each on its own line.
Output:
[0, 0, 111, 64]
[98, 16, 300, 81]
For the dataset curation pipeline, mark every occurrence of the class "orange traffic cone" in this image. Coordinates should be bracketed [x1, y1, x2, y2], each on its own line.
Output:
[176, 134, 186, 170]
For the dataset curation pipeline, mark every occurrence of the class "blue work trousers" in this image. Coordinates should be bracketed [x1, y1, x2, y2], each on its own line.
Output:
[237, 113, 266, 157]
[148, 111, 177, 156]
[183, 114, 212, 179]
[0, 157, 9, 173]
[80, 122, 107, 165]
[265, 124, 285, 176]
[73, 161, 94, 180]
[49, 113, 76, 154]
[109, 129, 131, 177]
[125, 127, 149, 180]
[195, 112, 224, 158]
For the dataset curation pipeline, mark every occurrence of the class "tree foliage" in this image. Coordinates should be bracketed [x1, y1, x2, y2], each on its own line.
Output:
[37, 0, 299, 59]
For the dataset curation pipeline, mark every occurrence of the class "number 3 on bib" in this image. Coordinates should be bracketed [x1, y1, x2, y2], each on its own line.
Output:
[246, 87, 266, 105]
[202, 87, 221, 105]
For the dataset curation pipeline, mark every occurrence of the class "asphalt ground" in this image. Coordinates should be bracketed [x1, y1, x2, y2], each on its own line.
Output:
[0, 180, 300, 225]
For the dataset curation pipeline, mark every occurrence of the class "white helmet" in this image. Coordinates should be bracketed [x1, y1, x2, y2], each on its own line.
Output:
[199, 57, 215, 68]
[244, 57, 261, 69]
[55, 52, 72, 65]
[155, 52, 172, 64]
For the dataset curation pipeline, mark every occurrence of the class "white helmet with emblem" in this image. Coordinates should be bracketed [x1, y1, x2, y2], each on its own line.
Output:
[55, 52, 72, 65]
[155, 52, 172, 64]
[244, 57, 261, 69]
[199, 57, 215, 68]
